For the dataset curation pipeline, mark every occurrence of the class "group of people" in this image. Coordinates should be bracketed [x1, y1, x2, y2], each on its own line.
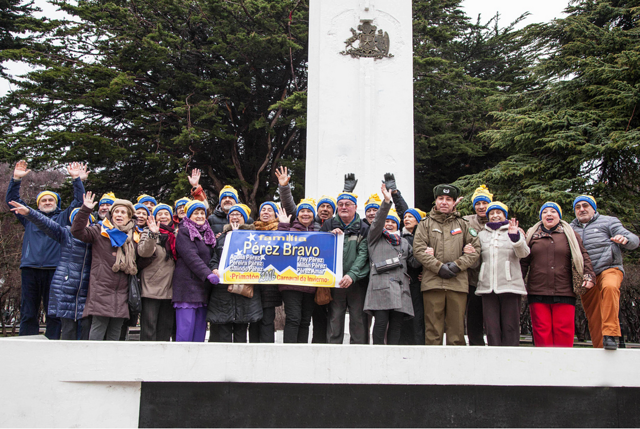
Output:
[6, 160, 638, 349]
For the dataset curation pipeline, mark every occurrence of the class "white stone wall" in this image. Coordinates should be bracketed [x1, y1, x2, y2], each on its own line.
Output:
[305, 0, 415, 207]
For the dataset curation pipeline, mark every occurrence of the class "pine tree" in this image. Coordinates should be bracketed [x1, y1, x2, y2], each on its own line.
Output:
[0, 0, 308, 211]
[455, 0, 640, 227]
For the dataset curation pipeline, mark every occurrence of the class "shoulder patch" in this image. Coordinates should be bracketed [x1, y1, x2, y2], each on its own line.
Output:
[469, 228, 478, 237]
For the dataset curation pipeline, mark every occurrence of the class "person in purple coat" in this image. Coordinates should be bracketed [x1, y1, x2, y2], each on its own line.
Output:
[172, 201, 219, 342]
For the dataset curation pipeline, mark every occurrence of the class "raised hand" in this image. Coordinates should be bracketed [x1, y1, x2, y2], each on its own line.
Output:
[13, 160, 31, 180]
[275, 166, 290, 187]
[83, 191, 97, 210]
[343, 173, 357, 193]
[230, 221, 240, 231]
[381, 182, 392, 203]
[78, 163, 90, 181]
[452, 196, 464, 209]
[188, 168, 201, 187]
[8, 201, 29, 216]
[147, 215, 160, 233]
[383, 172, 397, 192]
[508, 218, 519, 235]
[67, 162, 82, 179]
[276, 206, 291, 224]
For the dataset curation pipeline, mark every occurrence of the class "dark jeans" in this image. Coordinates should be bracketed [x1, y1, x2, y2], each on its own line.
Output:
[282, 290, 315, 343]
[19, 268, 60, 339]
[372, 310, 404, 345]
[249, 306, 276, 343]
[140, 298, 174, 342]
[466, 285, 485, 345]
[60, 318, 84, 340]
[328, 282, 367, 344]
[482, 292, 521, 346]
[399, 281, 425, 345]
[218, 323, 248, 343]
[312, 304, 329, 343]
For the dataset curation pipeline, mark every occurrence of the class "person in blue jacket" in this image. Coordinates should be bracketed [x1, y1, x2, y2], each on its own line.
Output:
[8, 202, 94, 340]
[5, 160, 87, 338]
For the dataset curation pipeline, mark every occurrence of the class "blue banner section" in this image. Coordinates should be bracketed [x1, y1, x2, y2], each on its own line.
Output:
[219, 230, 344, 287]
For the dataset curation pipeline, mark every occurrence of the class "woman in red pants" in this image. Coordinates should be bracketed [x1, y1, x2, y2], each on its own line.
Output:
[520, 202, 595, 347]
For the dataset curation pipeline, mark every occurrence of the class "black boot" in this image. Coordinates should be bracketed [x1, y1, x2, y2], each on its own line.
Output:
[603, 335, 618, 350]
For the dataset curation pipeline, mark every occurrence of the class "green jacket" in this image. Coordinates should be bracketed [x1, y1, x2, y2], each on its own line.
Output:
[321, 213, 370, 283]
[413, 208, 480, 293]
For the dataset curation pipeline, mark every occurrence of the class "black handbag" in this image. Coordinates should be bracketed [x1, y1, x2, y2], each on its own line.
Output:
[374, 257, 403, 273]
[128, 274, 142, 313]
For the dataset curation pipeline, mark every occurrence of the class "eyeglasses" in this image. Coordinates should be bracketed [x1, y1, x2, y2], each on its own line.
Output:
[337, 202, 355, 208]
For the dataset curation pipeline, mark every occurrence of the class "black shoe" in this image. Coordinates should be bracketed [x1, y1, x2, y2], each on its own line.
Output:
[603, 335, 618, 350]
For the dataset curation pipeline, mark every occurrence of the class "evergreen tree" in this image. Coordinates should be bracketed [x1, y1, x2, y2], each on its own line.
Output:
[456, 0, 640, 228]
[0, 0, 308, 211]
[412, 0, 535, 210]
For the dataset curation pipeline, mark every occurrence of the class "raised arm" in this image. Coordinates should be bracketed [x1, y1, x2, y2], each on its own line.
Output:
[70, 192, 99, 243]
[609, 218, 640, 251]
[368, 184, 392, 245]
[5, 161, 31, 227]
[275, 166, 297, 218]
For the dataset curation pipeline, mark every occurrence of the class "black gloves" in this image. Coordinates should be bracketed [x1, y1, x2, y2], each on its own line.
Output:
[438, 262, 460, 279]
[343, 173, 358, 193]
[383, 172, 397, 192]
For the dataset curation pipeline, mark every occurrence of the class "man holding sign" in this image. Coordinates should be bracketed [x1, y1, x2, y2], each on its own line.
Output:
[320, 192, 370, 344]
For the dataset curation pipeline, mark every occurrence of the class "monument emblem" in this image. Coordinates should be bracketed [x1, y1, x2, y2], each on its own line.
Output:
[340, 20, 393, 60]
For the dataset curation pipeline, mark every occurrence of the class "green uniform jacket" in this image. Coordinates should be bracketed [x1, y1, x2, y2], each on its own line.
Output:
[413, 208, 481, 293]
[320, 213, 370, 283]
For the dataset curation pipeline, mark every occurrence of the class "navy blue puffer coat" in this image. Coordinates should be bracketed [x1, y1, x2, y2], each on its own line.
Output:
[26, 209, 92, 321]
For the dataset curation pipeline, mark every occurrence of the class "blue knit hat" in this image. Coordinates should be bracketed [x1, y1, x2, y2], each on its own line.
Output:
[99, 192, 116, 206]
[134, 203, 150, 216]
[137, 194, 157, 206]
[219, 185, 239, 203]
[36, 191, 61, 209]
[404, 208, 426, 223]
[364, 194, 381, 212]
[486, 202, 509, 219]
[228, 204, 251, 222]
[573, 195, 597, 211]
[539, 202, 562, 220]
[259, 202, 279, 215]
[386, 208, 400, 229]
[296, 198, 317, 218]
[316, 195, 337, 213]
[174, 197, 190, 211]
[185, 201, 207, 219]
[337, 192, 358, 205]
[153, 204, 173, 217]
[70, 208, 95, 225]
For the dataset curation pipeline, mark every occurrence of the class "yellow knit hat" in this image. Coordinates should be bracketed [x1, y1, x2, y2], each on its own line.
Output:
[364, 193, 382, 211]
[219, 185, 239, 203]
[99, 192, 116, 205]
[36, 191, 59, 207]
[471, 185, 493, 206]
[386, 208, 401, 228]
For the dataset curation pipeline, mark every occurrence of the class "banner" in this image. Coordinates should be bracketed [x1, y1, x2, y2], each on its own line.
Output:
[218, 230, 344, 287]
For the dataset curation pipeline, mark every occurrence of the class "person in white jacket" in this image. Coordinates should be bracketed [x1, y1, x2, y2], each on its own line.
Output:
[476, 202, 530, 346]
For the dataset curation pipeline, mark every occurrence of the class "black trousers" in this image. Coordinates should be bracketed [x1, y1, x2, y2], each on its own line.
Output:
[218, 323, 248, 343]
[282, 290, 315, 343]
[372, 310, 404, 345]
[312, 304, 329, 343]
[466, 285, 485, 345]
[140, 298, 174, 342]
[399, 281, 425, 345]
[60, 318, 84, 340]
[249, 306, 276, 343]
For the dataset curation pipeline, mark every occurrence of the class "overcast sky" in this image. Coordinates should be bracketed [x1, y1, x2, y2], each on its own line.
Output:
[462, 0, 569, 26]
[0, 1, 571, 96]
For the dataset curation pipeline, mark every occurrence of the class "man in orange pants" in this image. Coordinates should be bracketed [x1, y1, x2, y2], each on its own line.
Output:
[570, 196, 639, 350]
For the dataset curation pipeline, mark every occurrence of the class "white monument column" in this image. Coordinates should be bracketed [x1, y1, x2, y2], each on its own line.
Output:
[306, 0, 414, 207]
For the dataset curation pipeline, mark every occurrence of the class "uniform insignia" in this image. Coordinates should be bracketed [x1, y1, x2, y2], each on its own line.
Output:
[443, 189, 450, 194]
[469, 228, 477, 237]
[433, 228, 442, 233]
[451, 228, 462, 235]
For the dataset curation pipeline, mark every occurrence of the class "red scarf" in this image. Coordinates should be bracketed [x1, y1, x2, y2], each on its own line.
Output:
[159, 223, 177, 261]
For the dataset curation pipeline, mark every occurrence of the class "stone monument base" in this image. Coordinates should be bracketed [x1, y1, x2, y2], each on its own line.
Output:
[2, 337, 638, 427]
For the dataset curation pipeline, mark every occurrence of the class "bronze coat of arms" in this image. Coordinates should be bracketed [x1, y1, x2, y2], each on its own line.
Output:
[340, 20, 393, 60]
